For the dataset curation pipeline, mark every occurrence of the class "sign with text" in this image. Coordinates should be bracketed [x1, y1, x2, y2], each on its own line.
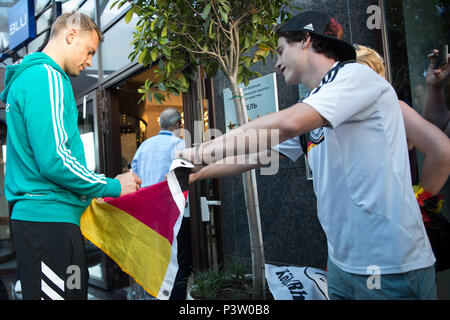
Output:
[8, 0, 36, 50]
[223, 72, 278, 132]
[265, 264, 329, 300]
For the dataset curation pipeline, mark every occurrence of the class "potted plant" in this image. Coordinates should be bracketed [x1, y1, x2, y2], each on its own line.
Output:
[187, 260, 273, 300]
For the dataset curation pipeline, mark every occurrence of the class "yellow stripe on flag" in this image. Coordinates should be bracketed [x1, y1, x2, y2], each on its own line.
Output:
[80, 198, 172, 297]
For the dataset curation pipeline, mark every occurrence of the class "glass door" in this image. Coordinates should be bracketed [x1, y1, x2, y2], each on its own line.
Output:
[76, 91, 107, 289]
[0, 115, 13, 265]
[76, 90, 129, 291]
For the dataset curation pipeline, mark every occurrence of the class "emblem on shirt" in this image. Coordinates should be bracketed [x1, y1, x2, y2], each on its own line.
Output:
[310, 127, 324, 144]
[300, 127, 325, 156]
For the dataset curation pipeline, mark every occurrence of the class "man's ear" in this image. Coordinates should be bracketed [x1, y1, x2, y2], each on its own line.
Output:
[65, 28, 77, 45]
[302, 35, 312, 49]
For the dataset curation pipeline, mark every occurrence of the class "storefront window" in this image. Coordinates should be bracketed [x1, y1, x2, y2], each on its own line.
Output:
[61, 0, 85, 13]
[385, 0, 449, 219]
[35, 7, 51, 35]
[385, 0, 449, 113]
[77, 96, 98, 172]
[98, 0, 130, 29]
[79, 0, 96, 22]
[101, 12, 138, 78]
[0, 116, 11, 263]
[69, 54, 99, 98]
[27, 31, 48, 53]
[35, 0, 50, 14]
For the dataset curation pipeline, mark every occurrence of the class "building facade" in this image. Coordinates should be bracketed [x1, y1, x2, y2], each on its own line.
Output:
[0, 0, 448, 298]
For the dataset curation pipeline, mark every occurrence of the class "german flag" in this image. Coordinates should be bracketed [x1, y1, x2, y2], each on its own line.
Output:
[80, 160, 192, 299]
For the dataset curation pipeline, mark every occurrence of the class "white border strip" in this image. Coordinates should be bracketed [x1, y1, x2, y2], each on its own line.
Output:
[156, 159, 192, 299]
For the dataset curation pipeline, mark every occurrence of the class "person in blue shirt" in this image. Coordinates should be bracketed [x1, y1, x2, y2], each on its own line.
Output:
[132, 108, 185, 187]
[131, 107, 192, 300]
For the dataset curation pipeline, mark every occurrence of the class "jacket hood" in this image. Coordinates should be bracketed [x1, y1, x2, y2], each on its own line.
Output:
[1, 52, 65, 103]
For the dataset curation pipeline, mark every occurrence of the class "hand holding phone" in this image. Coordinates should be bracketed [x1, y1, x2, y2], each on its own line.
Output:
[434, 44, 448, 69]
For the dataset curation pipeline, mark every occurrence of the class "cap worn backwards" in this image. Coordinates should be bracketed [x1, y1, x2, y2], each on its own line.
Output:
[278, 11, 356, 62]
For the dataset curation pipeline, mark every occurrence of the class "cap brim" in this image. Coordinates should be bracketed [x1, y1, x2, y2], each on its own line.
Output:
[315, 33, 356, 61]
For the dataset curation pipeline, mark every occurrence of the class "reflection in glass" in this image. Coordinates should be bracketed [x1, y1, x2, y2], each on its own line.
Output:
[0, 117, 11, 261]
[27, 31, 48, 53]
[385, 0, 449, 113]
[61, 0, 85, 13]
[70, 54, 99, 95]
[35, 8, 52, 35]
[101, 13, 138, 78]
[35, 0, 50, 14]
[98, 0, 130, 28]
[77, 97, 98, 172]
[120, 114, 147, 172]
[79, 0, 96, 21]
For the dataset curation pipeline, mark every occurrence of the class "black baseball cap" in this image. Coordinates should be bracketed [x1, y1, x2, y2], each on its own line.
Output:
[278, 11, 356, 62]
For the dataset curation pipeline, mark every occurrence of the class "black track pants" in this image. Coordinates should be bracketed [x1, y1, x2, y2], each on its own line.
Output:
[12, 220, 89, 300]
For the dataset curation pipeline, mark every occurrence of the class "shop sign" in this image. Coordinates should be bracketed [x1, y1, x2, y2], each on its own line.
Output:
[8, 0, 36, 50]
[223, 72, 278, 132]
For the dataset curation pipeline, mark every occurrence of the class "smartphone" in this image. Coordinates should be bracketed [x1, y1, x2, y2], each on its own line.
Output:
[435, 44, 448, 69]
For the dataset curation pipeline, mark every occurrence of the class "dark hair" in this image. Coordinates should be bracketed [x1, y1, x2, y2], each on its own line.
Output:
[277, 31, 340, 61]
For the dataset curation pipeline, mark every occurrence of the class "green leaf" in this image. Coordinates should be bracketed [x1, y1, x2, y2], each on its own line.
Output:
[161, 26, 167, 37]
[208, 20, 214, 37]
[124, 9, 134, 24]
[158, 83, 166, 91]
[150, 19, 157, 31]
[161, 46, 171, 58]
[244, 36, 250, 49]
[219, 8, 228, 23]
[137, 49, 147, 64]
[154, 92, 166, 104]
[110, 0, 119, 10]
[201, 3, 212, 20]
[151, 48, 158, 62]
[221, 3, 230, 13]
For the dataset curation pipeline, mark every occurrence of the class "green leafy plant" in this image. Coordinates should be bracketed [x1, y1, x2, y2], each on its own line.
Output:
[190, 260, 272, 300]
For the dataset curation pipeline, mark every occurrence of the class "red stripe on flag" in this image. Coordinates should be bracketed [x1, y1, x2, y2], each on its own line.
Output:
[104, 181, 184, 244]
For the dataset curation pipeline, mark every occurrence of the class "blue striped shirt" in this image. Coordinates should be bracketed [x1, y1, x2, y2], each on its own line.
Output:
[131, 130, 185, 187]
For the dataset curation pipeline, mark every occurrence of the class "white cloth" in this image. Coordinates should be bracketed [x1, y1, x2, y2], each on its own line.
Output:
[272, 136, 303, 162]
[276, 62, 435, 275]
[265, 264, 329, 300]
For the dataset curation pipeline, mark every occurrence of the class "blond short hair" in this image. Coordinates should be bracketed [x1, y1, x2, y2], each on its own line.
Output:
[50, 11, 103, 42]
[354, 44, 386, 78]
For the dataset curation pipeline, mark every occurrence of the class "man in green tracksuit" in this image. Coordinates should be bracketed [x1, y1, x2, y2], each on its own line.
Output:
[1, 12, 141, 300]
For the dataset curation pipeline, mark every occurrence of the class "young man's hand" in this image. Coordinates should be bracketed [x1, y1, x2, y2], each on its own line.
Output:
[425, 49, 450, 89]
[115, 172, 142, 196]
[177, 148, 195, 163]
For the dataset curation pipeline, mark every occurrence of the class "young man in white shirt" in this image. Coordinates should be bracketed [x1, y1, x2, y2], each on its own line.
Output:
[179, 11, 437, 299]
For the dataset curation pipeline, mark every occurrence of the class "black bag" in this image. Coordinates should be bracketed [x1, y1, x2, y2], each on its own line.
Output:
[425, 212, 450, 272]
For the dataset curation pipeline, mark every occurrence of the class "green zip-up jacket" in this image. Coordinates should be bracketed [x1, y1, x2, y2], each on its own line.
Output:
[1, 52, 121, 226]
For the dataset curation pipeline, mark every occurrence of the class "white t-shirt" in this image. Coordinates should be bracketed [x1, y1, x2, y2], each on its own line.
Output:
[274, 62, 435, 275]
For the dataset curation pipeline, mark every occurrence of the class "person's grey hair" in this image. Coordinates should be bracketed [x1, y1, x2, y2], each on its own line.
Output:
[159, 108, 181, 130]
[50, 11, 103, 42]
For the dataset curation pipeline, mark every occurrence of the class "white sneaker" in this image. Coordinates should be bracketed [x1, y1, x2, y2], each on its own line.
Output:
[14, 280, 22, 300]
